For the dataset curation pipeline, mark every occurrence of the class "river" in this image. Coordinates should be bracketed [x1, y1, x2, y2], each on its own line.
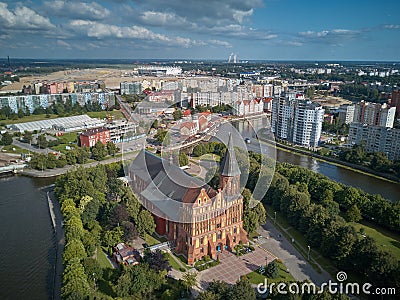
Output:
[0, 176, 56, 300]
[233, 117, 400, 202]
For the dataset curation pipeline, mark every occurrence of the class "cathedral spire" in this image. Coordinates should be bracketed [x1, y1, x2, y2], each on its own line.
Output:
[219, 133, 241, 177]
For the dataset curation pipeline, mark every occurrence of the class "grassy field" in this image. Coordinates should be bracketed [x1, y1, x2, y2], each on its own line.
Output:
[191, 153, 221, 162]
[96, 246, 112, 269]
[351, 222, 400, 259]
[0, 114, 58, 126]
[86, 110, 125, 120]
[165, 252, 185, 271]
[246, 260, 296, 284]
[1, 144, 30, 155]
[145, 234, 161, 246]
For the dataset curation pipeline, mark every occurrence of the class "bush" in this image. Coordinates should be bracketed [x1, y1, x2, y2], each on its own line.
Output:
[179, 267, 186, 272]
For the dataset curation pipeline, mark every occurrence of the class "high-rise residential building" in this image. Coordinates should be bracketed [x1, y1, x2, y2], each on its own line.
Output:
[348, 123, 400, 160]
[353, 100, 396, 128]
[338, 104, 355, 125]
[271, 92, 324, 147]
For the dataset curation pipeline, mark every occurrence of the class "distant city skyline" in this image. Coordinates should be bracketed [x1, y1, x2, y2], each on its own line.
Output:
[0, 0, 400, 61]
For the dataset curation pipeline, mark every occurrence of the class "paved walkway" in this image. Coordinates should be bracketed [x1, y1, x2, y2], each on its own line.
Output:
[198, 248, 274, 288]
[257, 220, 332, 286]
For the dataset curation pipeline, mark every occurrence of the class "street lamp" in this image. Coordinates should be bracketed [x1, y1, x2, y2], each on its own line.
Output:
[274, 211, 277, 224]
[307, 245, 310, 260]
[93, 273, 96, 291]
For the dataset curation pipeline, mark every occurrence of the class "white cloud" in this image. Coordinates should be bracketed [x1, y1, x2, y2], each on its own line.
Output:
[45, 1, 110, 20]
[298, 29, 361, 44]
[384, 24, 400, 29]
[57, 39, 71, 48]
[0, 2, 55, 30]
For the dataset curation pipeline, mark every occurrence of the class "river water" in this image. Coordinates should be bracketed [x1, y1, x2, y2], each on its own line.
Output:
[0, 176, 55, 300]
[234, 117, 400, 203]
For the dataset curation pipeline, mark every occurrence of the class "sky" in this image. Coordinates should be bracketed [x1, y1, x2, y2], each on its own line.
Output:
[0, 0, 400, 61]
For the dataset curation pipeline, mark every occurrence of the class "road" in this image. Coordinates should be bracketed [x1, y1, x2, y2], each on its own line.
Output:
[13, 138, 54, 154]
[256, 220, 332, 286]
[20, 150, 140, 177]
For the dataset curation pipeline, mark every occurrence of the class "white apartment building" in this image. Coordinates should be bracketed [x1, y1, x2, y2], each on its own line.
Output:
[233, 99, 264, 117]
[338, 104, 355, 125]
[271, 92, 324, 147]
[353, 100, 396, 128]
[348, 123, 400, 160]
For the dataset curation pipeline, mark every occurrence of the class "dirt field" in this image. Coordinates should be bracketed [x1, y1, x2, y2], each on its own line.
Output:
[313, 95, 352, 107]
[1, 68, 180, 91]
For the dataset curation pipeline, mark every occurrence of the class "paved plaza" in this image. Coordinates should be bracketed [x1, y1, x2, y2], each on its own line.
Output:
[198, 247, 275, 287]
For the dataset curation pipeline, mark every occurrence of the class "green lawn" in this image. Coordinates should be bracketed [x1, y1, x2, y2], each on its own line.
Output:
[165, 252, 186, 271]
[246, 260, 296, 284]
[96, 246, 112, 269]
[1, 144, 30, 155]
[0, 114, 58, 126]
[351, 222, 400, 259]
[86, 110, 125, 120]
[145, 234, 161, 246]
[191, 153, 221, 162]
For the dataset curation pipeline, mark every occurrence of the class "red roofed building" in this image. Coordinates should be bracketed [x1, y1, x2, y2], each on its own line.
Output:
[128, 134, 247, 265]
[261, 97, 273, 112]
[113, 243, 139, 266]
[180, 122, 197, 137]
[79, 127, 110, 147]
[182, 109, 192, 118]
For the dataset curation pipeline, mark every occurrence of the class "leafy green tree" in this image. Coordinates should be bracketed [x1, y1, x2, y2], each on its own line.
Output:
[136, 210, 156, 236]
[62, 258, 90, 299]
[83, 258, 103, 281]
[23, 131, 33, 143]
[145, 249, 171, 272]
[102, 226, 123, 249]
[229, 277, 256, 300]
[155, 129, 170, 146]
[65, 215, 84, 241]
[115, 263, 165, 297]
[266, 260, 279, 279]
[345, 204, 362, 222]
[76, 147, 90, 164]
[106, 141, 119, 156]
[29, 153, 47, 170]
[1, 132, 13, 146]
[173, 109, 183, 121]
[63, 239, 86, 263]
[206, 280, 229, 300]
[56, 155, 67, 168]
[91, 141, 108, 161]
[36, 134, 48, 149]
[122, 221, 138, 242]
[179, 152, 189, 166]
[46, 153, 57, 169]
[181, 272, 197, 293]
[66, 150, 77, 165]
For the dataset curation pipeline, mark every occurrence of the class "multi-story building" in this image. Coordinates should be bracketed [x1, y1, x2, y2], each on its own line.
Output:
[120, 81, 142, 95]
[104, 120, 137, 143]
[353, 100, 396, 128]
[232, 99, 264, 117]
[128, 134, 247, 265]
[79, 127, 110, 147]
[271, 92, 324, 147]
[0, 92, 115, 114]
[348, 123, 400, 160]
[180, 122, 197, 137]
[337, 104, 355, 125]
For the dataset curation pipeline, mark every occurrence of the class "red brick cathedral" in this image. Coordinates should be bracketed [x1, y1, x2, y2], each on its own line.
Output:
[129, 134, 247, 265]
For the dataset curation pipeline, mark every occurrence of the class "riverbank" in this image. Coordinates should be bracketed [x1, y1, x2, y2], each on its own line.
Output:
[258, 133, 400, 184]
[45, 188, 64, 300]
